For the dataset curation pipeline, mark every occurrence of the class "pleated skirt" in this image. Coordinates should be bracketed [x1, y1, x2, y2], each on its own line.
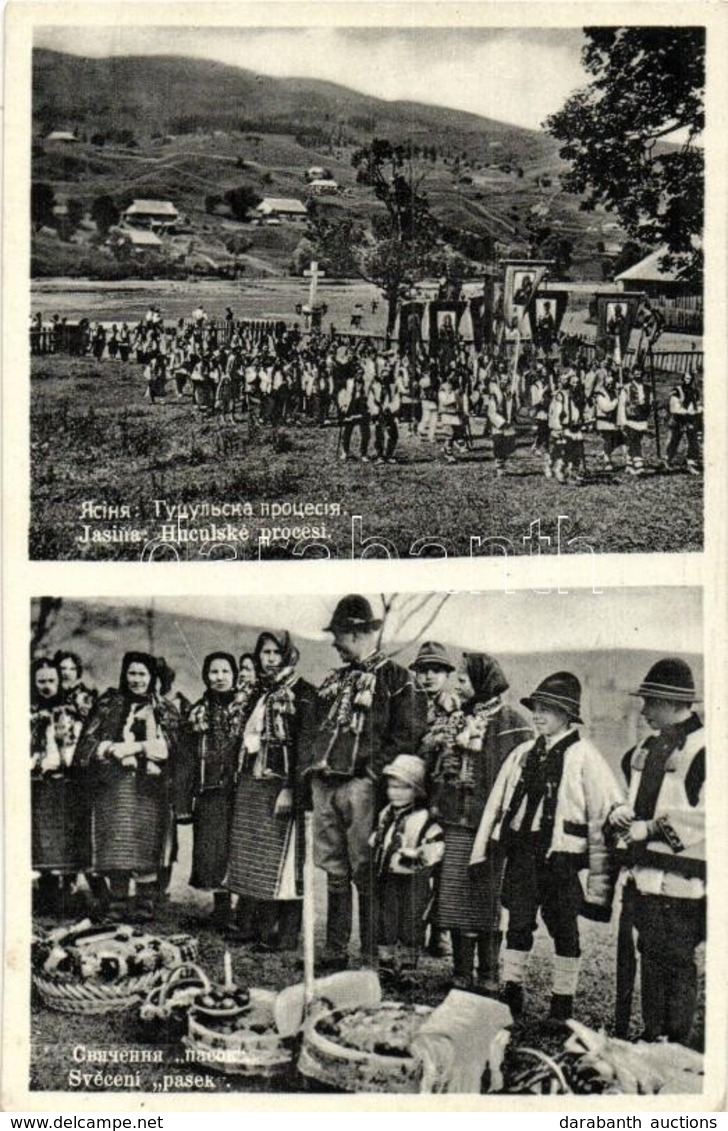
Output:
[32, 776, 91, 871]
[91, 771, 168, 874]
[226, 777, 298, 901]
[434, 824, 504, 933]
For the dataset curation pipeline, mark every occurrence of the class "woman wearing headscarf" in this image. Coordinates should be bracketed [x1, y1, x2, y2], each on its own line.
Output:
[175, 652, 243, 930]
[431, 653, 532, 993]
[31, 657, 89, 916]
[236, 652, 258, 700]
[227, 631, 318, 951]
[75, 652, 179, 922]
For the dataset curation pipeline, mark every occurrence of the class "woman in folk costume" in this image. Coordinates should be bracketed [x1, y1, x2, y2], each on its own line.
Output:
[75, 653, 180, 922]
[227, 631, 318, 951]
[470, 672, 622, 1022]
[54, 650, 97, 720]
[617, 367, 652, 476]
[175, 653, 243, 931]
[31, 658, 90, 916]
[431, 653, 533, 993]
[410, 641, 462, 957]
[236, 652, 258, 698]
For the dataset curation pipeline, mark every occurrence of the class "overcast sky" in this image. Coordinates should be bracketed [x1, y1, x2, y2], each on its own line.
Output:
[88, 589, 703, 656]
[34, 26, 589, 131]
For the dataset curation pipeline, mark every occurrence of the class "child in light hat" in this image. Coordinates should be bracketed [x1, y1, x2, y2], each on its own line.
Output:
[369, 754, 445, 983]
[470, 671, 622, 1022]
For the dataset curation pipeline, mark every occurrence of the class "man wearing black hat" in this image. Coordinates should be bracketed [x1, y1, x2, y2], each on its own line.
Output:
[305, 595, 428, 969]
[609, 658, 705, 1045]
[471, 670, 622, 1021]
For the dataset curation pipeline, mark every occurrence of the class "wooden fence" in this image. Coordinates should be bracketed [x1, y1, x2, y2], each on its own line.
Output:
[30, 318, 703, 377]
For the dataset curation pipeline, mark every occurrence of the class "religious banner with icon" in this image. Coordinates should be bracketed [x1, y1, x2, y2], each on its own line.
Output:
[428, 300, 467, 364]
[501, 260, 552, 340]
[528, 290, 568, 355]
[595, 291, 645, 364]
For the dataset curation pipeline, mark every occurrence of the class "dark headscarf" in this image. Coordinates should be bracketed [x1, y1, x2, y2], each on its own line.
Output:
[237, 651, 257, 683]
[253, 631, 300, 676]
[53, 650, 83, 680]
[201, 651, 238, 698]
[118, 651, 158, 699]
[156, 656, 176, 698]
[462, 652, 509, 708]
[31, 657, 63, 709]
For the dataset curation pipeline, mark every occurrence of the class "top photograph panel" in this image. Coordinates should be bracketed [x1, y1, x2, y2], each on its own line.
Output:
[28, 24, 705, 561]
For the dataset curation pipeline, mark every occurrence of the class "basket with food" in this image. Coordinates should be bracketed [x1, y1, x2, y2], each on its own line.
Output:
[138, 963, 211, 1041]
[31, 919, 198, 1015]
[298, 1001, 433, 1093]
[183, 985, 292, 1079]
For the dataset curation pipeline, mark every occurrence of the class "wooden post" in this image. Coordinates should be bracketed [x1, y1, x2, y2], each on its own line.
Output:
[650, 345, 661, 461]
[302, 811, 316, 1016]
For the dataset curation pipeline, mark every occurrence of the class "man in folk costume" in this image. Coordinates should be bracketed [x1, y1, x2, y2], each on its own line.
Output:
[546, 368, 573, 483]
[529, 363, 552, 457]
[306, 596, 428, 970]
[338, 370, 370, 462]
[564, 369, 587, 483]
[410, 640, 462, 958]
[470, 672, 622, 1021]
[608, 659, 705, 1045]
[594, 364, 623, 472]
[665, 370, 702, 475]
[487, 369, 517, 478]
[617, 367, 652, 476]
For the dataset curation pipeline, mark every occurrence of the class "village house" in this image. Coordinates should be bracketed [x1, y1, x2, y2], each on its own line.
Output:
[308, 178, 339, 196]
[616, 246, 702, 334]
[45, 130, 78, 144]
[112, 228, 164, 255]
[255, 197, 309, 223]
[122, 199, 180, 231]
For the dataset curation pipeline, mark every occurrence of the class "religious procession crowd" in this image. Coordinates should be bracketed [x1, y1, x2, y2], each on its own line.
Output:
[36, 304, 703, 480]
[32, 595, 706, 1046]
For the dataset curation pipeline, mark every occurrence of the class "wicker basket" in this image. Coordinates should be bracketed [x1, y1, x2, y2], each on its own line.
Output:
[33, 969, 164, 1015]
[183, 991, 292, 1078]
[298, 1002, 432, 1093]
[139, 964, 211, 1040]
[32, 921, 198, 1016]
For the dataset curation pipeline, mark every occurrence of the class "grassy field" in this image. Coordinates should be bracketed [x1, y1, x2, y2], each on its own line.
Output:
[30, 354, 703, 561]
[29, 880, 706, 1095]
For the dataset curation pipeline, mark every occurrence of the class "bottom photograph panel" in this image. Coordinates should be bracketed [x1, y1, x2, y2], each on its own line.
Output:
[29, 589, 706, 1097]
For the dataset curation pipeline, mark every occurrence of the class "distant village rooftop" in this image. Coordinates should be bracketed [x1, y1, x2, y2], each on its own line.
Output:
[45, 130, 78, 143]
[124, 200, 180, 219]
[256, 197, 308, 217]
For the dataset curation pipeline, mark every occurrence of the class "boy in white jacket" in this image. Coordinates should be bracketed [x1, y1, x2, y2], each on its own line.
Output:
[470, 671, 622, 1021]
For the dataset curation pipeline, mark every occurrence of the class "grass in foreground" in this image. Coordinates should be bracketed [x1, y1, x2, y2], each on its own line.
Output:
[30, 358, 703, 561]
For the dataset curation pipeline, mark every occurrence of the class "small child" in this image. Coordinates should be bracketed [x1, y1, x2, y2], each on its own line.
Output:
[370, 755, 445, 983]
[470, 672, 622, 1022]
